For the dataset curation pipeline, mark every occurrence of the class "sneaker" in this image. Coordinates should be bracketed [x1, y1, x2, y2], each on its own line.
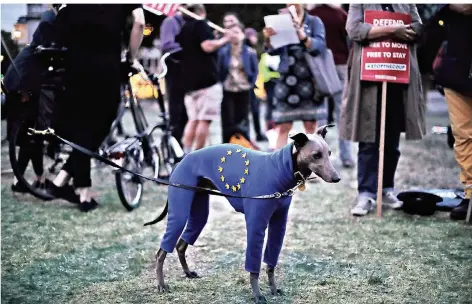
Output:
[383, 191, 403, 209]
[450, 198, 470, 220]
[11, 182, 29, 193]
[351, 196, 376, 216]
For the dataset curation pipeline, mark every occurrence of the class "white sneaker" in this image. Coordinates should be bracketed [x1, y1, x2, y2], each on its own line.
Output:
[383, 191, 403, 209]
[351, 196, 376, 216]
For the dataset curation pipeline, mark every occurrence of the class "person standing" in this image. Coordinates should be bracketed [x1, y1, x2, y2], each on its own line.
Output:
[263, 4, 328, 150]
[244, 27, 267, 142]
[433, 4, 472, 221]
[258, 52, 280, 132]
[176, 4, 233, 153]
[218, 23, 259, 143]
[160, 8, 187, 146]
[339, 4, 425, 216]
[309, 4, 354, 168]
[50, 4, 145, 211]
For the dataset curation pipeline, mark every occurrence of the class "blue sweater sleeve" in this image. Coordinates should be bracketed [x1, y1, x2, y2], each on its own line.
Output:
[306, 16, 326, 56]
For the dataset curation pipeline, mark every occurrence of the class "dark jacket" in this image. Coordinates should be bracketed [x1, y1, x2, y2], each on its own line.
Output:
[433, 5, 472, 94]
[217, 43, 259, 88]
[266, 13, 326, 74]
[3, 9, 57, 93]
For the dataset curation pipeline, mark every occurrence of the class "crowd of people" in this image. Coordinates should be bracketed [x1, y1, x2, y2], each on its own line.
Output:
[160, 3, 471, 220]
[2, 4, 471, 221]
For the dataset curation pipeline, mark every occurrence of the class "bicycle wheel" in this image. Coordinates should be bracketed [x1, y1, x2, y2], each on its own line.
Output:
[115, 144, 144, 211]
[8, 119, 61, 200]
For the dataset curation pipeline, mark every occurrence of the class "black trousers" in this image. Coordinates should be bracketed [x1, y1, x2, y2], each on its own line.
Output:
[249, 90, 263, 136]
[165, 60, 188, 145]
[221, 90, 250, 143]
[58, 52, 121, 188]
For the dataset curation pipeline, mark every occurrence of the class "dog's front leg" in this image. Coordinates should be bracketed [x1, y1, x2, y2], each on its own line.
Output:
[250, 272, 267, 304]
[267, 266, 283, 295]
[156, 248, 169, 292]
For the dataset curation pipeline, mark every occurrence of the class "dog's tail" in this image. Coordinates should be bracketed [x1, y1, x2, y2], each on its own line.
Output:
[143, 200, 169, 226]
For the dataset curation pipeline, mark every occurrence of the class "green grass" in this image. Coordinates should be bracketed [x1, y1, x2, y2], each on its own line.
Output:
[1, 105, 471, 304]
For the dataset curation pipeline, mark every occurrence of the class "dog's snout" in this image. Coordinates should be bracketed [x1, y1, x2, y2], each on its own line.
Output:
[332, 176, 341, 183]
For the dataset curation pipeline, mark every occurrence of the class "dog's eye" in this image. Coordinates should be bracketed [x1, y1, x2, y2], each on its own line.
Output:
[328, 151, 332, 156]
[312, 152, 322, 159]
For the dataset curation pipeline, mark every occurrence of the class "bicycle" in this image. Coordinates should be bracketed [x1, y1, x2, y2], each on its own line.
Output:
[114, 51, 184, 211]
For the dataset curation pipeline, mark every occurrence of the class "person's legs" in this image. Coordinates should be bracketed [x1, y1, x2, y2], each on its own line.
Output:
[232, 90, 251, 141]
[194, 120, 211, 150]
[250, 90, 265, 140]
[221, 91, 236, 143]
[334, 65, 354, 165]
[444, 88, 472, 220]
[167, 75, 188, 146]
[303, 120, 317, 134]
[264, 80, 276, 130]
[275, 122, 293, 149]
[182, 92, 199, 153]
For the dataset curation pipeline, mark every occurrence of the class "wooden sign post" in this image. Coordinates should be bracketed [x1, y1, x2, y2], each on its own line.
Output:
[360, 10, 412, 217]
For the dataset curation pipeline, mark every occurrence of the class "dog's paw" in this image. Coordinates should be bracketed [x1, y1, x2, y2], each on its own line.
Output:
[185, 271, 200, 279]
[271, 288, 284, 296]
[157, 283, 170, 293]
[254, 295, 267, 304]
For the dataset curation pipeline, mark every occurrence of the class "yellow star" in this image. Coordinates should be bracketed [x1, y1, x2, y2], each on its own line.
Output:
[218, 166, 223, 173]
[225, 183, 230, 189]
[245, 160, 250, 166]
[240, 177, 246, 184]
[220, 175, 225, 182]
[236, 183, 241, 190]
[244, 168, 249, 175]
[242, 153, 247, 158]
[221, 157, 226, 163]
[236, 149, 242, 153]
[232, 185, 237, 192]
[227, 150, 233, 155]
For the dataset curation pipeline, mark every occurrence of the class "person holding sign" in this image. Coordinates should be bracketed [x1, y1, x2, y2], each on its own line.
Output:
[263, 4, 328, 149]
[339, 4, 425, 216]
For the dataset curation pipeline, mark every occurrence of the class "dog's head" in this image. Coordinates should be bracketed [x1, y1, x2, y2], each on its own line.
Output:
[289, 125, 341, 183]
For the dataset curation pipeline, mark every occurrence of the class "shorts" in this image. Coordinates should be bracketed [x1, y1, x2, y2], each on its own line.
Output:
[184, 83, 223, 121]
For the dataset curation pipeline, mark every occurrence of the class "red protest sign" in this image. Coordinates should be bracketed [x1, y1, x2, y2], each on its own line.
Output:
[360, 11, 412, 84]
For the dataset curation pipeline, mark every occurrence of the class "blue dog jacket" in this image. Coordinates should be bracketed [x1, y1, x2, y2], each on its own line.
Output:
[160, 143, 298, 273]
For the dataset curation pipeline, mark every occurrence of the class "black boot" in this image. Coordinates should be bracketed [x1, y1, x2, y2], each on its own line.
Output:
[450, 198, 470, 220]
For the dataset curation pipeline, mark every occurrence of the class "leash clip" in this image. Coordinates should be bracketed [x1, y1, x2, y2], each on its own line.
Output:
[27, 127, 55, 136]
[274, 192, 282, 198]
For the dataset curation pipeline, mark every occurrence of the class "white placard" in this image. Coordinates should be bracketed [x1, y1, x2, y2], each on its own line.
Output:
[264, 13, 300, 49]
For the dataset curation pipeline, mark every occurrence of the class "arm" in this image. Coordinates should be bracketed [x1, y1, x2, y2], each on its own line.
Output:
[346, 4, 394, 42]
[408, 4, 424, 42]
[250, 49, 259, 86]
[160, 17, 181, 53]
[302, 16, 326, 56]
[197, 21, 229, 53]
[127, 7, 145, 62]
[201, 37, 229, 53]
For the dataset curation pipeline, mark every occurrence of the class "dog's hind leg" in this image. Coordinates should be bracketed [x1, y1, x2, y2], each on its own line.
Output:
[156, 248, 169, 292]
[178, 192, 210, 278]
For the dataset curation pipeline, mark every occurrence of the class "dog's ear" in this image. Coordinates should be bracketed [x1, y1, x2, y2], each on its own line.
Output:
[316, 124, 335, 139]
[289, 132, 309, 149]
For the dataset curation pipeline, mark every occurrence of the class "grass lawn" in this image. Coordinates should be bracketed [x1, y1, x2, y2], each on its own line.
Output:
[1, 96, 471, 304]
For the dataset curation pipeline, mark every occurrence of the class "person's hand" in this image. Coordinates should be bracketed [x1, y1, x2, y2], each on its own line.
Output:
[263, 27, 277, 39]
[392, 25, 416, 41]
[449, 4, 472, 15]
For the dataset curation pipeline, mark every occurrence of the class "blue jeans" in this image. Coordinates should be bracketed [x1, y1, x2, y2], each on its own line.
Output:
[357, 83, 405, 198]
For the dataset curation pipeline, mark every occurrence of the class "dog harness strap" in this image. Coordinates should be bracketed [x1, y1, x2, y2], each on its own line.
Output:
[32, 128, 305, 200]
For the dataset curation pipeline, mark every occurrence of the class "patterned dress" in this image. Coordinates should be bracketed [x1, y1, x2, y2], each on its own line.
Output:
[272, 43, 327, 124]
